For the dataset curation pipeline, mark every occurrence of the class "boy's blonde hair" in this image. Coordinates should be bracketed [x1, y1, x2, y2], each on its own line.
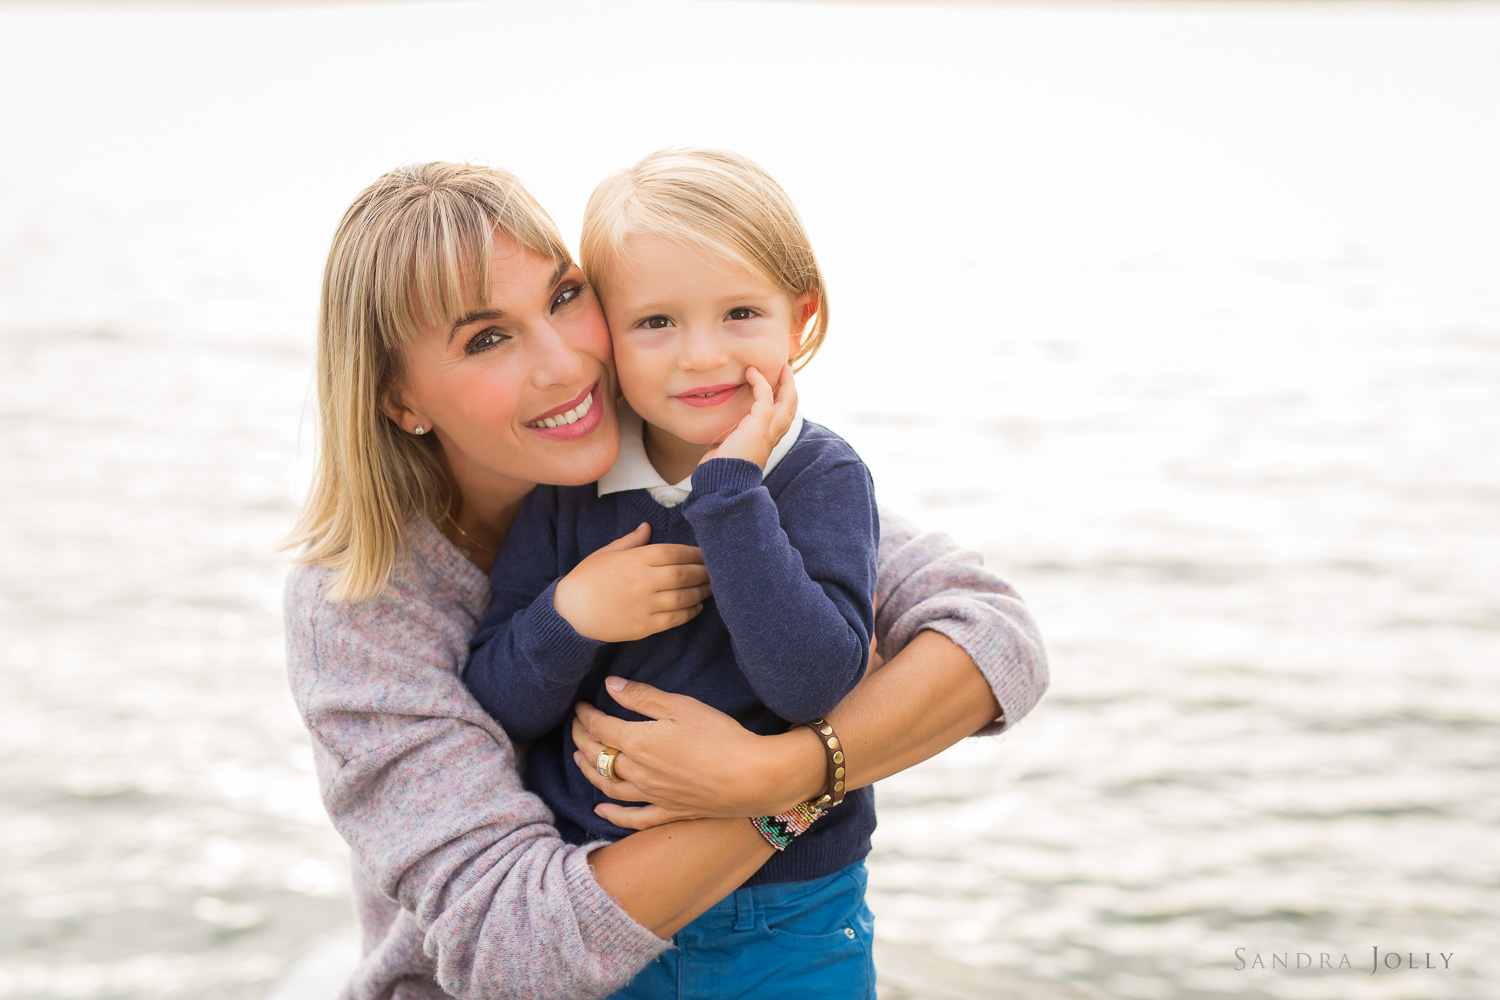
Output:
[284, 162, 572, 603]
[580, 148, 829, 370]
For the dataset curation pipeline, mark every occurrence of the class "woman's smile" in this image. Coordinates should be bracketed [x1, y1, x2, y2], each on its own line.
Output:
[525, 380, 600, 431]
[525, 380, 602, 438]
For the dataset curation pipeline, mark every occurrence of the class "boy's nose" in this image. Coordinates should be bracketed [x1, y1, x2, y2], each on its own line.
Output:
[677, 328, 729, 371]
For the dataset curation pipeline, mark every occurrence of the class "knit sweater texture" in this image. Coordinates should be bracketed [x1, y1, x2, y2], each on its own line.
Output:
[464, 422, 878, 883]
[284, 507, 1048, 1000]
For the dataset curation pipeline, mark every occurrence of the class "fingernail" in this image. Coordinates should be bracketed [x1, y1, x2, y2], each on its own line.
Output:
[605, 676, 626, 693]
[573, 752, 583, 766]
[594, 805, 606, 817]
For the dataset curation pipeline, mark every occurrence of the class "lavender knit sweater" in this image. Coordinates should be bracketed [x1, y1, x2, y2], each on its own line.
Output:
[284, 506, 1047, 1000]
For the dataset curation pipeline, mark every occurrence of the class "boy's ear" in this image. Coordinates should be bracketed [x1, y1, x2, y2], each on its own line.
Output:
[791, 289, 819, 351]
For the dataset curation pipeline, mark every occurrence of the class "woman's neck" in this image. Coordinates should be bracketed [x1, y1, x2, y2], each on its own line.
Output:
[437, 452, 535, 572]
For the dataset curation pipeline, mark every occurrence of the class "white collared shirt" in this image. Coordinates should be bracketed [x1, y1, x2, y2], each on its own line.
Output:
[597, 402, 805, 509]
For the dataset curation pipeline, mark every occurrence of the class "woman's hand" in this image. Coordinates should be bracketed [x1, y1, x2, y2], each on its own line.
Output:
[571, 677, 824, 830]
[553, 524, 712, 642]
[697, 364, 798, 470]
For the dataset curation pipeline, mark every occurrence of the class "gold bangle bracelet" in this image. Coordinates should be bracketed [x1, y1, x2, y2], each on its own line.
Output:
[797, 717, 847, 810]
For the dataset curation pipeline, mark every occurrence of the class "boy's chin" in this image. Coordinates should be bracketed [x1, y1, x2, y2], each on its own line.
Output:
[662, 416, 746, 448]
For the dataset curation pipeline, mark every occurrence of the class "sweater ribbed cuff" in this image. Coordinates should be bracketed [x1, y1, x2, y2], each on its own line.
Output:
[526, 579, 606, 665]
[566, 845, 672, 975]
[688, 456, 764, 496]
[916, 617, 1036, 737]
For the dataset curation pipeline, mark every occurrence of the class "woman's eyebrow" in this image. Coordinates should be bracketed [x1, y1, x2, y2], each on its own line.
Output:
[445, 261, 573, 342]
[448, 309, 505, 342]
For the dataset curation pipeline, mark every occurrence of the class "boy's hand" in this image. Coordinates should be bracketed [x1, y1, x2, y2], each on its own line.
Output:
[698, 364, 798, 470]
[553, 522, 713, 642]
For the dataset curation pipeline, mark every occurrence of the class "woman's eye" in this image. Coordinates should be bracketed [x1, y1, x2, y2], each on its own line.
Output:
[551, 283, 584, 312]
[727, 307, 757, 321]
[465, 328, 510, 354]
[641, 316, 673, 330]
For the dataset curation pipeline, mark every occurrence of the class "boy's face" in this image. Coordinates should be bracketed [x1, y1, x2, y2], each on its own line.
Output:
[598, 234, 813, 453]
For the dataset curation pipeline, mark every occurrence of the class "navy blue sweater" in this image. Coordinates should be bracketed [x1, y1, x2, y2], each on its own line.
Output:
[464, 420, 879, 887]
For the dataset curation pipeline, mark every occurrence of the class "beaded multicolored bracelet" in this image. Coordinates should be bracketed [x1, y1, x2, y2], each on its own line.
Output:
[750, 799, 825, 852]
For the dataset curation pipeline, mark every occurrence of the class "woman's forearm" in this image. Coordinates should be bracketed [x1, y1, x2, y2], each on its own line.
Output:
[571, 629, 1006, 822]
[830, 629, 1000, 790]
[763, 629, 1001, 808]
[589, 818, 774, 937]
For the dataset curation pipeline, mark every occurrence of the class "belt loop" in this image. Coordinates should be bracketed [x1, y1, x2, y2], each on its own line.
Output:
[732, 887, 755, 932]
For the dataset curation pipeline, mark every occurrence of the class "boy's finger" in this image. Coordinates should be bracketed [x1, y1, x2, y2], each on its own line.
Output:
[774, 364, 798, 417]
[659, 563, 711, 589]
[746, 367, 774, 411]
[651, 564, 710, 593]
[600, 522, 652, 552]
[642, 543, 706, 566]
[649, 606, 704, 632]
[654, 584, 712, 611]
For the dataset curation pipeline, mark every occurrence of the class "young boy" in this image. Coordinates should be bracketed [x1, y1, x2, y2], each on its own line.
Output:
[464, 148, 879, 996]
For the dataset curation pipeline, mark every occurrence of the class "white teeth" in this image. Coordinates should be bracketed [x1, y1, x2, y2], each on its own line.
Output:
[529, 390, 594, 429]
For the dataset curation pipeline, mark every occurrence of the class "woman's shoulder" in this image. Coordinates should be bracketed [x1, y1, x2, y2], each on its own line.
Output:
[282, 523, 503, 762]
[282, 519, 490, 666]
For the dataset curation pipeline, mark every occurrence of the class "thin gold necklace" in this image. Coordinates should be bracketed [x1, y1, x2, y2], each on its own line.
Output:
[444, 510, 497, 556]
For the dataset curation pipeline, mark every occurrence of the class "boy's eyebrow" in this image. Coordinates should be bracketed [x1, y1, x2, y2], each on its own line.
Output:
[447, 260, 574, 342]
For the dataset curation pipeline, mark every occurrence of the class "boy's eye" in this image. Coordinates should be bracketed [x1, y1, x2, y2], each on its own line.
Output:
[551, 283, 584, 312]
[640, 316, 673, 330]
[465, 328, 510, 354]
[726, 307, 757, 321]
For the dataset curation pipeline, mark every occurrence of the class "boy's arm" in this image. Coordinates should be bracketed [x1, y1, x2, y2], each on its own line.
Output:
[463, 487, 604, 741]
[680, 453, 877, 722]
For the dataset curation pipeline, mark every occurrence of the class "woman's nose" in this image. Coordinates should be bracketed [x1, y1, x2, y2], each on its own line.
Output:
[677, 326, 729, 372]
[528, 321, 588, 387]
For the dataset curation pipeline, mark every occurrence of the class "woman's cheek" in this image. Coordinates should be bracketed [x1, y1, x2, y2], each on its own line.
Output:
[576, 304, 613, 358]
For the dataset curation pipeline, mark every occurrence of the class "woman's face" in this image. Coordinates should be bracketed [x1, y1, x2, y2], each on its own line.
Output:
[384, 237, 620, 500]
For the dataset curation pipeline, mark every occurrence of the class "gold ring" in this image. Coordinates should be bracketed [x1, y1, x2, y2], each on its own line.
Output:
[595, 747, 621, 782]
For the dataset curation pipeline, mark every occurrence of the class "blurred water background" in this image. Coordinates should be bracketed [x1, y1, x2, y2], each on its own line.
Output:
[2, 1, 1498, 998]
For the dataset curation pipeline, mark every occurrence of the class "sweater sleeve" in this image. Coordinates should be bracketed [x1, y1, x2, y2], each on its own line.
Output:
[873, 505, 1050, 735]
[681, 455, 878, 722]
[463, 487, 605, 741]
[285, 568, 666, 1000]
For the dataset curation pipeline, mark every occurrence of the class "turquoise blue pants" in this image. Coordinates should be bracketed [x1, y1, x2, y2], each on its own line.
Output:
[608, 860, 876, 1000]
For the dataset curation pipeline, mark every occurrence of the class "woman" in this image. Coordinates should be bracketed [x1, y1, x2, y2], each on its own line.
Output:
[283, 162, 1047, 1000]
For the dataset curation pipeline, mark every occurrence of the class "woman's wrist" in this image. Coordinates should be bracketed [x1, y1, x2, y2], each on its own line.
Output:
[755, 727, 826, 814]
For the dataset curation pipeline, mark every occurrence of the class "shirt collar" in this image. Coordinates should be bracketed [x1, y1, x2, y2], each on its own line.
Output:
[598, 401, 805, 500]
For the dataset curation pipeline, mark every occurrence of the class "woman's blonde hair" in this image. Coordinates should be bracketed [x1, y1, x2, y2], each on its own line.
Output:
[580, 148, 829, 369]
[284, 162, 571, 602]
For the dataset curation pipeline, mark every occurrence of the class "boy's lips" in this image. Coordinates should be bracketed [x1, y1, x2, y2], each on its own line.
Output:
[524, 381, 603, 441]
[672, 383, 742, 408]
